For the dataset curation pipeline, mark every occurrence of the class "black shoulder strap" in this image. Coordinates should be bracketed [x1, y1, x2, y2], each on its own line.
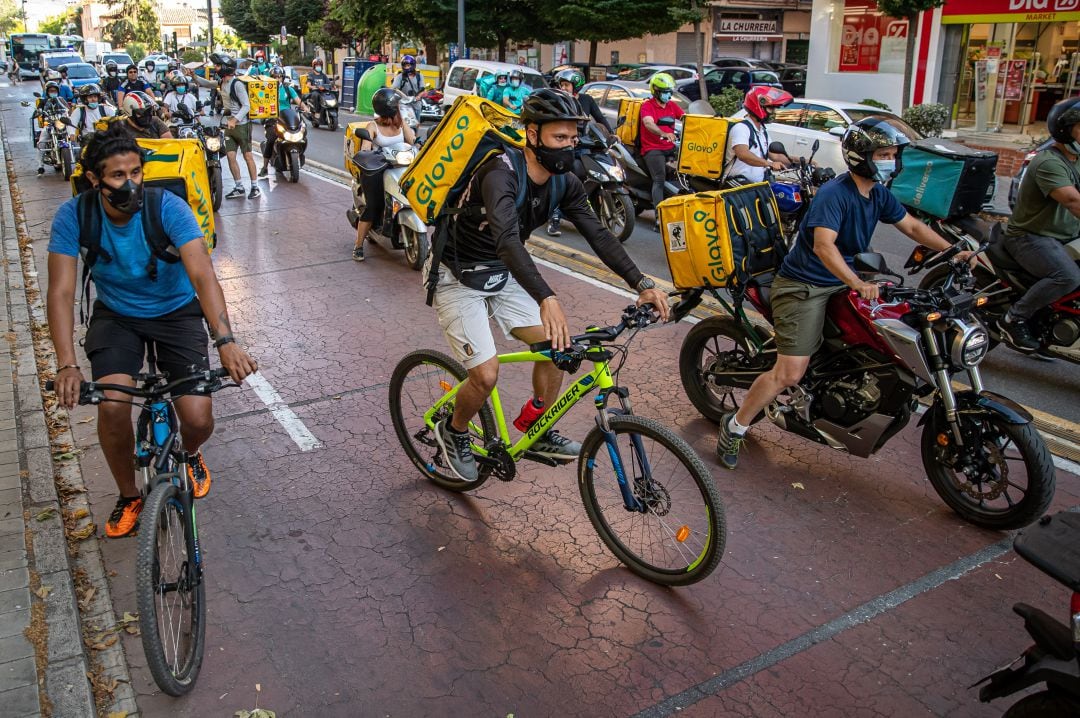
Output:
[228, 78, 242, 106]
[506, 148, 530, 211]
[76, 191, 111, 324]
[139, 187, 181, 281]
[742, 119, 761, 154]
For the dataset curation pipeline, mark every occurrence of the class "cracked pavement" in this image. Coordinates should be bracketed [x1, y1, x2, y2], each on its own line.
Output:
[3, 84, 1079, 716]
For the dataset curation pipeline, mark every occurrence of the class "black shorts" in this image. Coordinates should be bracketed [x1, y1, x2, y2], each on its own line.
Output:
[85, 299, 210, 394]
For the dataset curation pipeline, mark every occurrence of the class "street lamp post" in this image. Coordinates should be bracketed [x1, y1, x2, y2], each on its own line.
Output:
[207, 0, 214, 57]
[457, 0, 464, 58]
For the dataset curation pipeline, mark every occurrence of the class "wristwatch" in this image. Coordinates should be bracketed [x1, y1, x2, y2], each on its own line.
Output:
[635, 276, 656, 293]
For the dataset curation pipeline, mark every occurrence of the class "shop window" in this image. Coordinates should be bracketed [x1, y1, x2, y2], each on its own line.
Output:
[837, 0, 908, 73]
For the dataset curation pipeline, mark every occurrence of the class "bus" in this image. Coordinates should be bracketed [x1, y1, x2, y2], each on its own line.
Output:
[9, 33, 54, 79]
[57, 35, 84, 55]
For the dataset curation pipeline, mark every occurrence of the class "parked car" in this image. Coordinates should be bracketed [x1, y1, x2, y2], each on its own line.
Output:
[733, 98, 923, 174]
[1008, 140, 1050, 210]
[676, 66, 782, 102]
[618, 65, 697, 82]
[707, 57, 779, 70]
[580, 80, 691, 128]
[441, 59, 545, 109]
[39, 51, 84, 81]
[776, 66, 806, 96]
[96, 52, 133, 72]
[545, 62, 619, 82]
[60, 62, 105, 90]
[137, 54, 171, 71]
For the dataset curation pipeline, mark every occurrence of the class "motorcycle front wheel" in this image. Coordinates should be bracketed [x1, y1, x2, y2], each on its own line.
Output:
[678, 316, 775, 424]
[597, 190, 635, 242]
[61, 146, 74, 181]
[401, 226, 429, 271]
[289, 149, 300, 183]
[328, 114, 338, 132]
[208, 165, 222, 211]
[921, 408, 1055, 530]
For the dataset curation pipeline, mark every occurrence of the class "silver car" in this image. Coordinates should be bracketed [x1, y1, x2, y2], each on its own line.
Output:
[580, 80, 692, 128]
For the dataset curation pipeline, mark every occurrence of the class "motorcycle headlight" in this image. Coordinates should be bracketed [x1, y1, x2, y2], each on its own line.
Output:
[324, 97, 337, 107]
[608, 162, 625, 182]
[53, 119, 65, 130]
[949, 321, 990, 368]
[394, 150, 415, 165]
[283, 129, 305, 143]
[204, 136, 222, 152]
[276, 122, 287, 134]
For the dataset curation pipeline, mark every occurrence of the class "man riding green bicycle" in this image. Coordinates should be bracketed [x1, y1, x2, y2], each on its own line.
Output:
[427, 88, 669, 482]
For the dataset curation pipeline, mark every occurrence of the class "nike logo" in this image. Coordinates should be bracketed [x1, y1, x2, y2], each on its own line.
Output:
[483, 273, 507, 290]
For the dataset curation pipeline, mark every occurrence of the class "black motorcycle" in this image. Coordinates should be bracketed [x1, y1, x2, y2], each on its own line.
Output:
[169, 102, 223, 211]
[263, 106, 307, 183]
[578, 122, 634, 242]
[974, 510, 1080, 716]
[304, 84, 339, 131]
[610, 116, 686, 217]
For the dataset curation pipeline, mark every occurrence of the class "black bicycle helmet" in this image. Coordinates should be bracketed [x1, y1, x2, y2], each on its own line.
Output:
[1048, 97, 1080, 146]
[520, 88, 588, 125]
[372, 87, 404, 118]
[841, 116, 912, 180]
[552, 68, 585, 93]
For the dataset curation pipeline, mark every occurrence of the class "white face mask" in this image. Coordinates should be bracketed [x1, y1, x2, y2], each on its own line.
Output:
[873, 159, 896, 181]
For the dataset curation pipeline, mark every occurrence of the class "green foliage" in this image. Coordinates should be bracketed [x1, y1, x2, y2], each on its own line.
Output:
[902, 103, 949, 137]
[548, 0, 680, 46]
[221, 0, 324, 44]
[196, 27, 246, 53]
[709, 87, 745, 118]
[0, 0, 25, 35]
[126, 42, 147, 62]
[38, 13, 70, 35]
[859, 98, 892, 112]
[105, 0, 160, 48]
[181, 48, 204, 63]
[875, 0, 945, 17]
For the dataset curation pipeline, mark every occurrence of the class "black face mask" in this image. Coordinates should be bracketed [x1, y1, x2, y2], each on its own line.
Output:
[528, 133, 575, 175]
[134, 112, 154, 128]
[101, 179, 144, 214]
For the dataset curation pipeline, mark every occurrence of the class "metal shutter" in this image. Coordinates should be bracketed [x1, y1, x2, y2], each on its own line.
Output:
[711, 41, 746, 60]
[676, 32, 705, 66]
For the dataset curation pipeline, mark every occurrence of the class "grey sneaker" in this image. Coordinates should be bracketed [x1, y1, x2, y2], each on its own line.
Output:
[716, 412, 745, 470]
[248, 185, 261, 199]
[434, 419, 478, 482]
[532, 430, 581, 461]
[225, 186, 245, 199]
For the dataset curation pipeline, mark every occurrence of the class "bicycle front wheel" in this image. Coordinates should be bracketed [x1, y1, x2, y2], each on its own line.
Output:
[135, 480, 205, 696]
[389, 349, 497, 492]
[579, 414, 725, 586]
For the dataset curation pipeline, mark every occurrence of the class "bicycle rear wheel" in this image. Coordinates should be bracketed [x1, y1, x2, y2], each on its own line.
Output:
[135, 480, 205, 696]
[579, 413, 725, 586]
[389, 349, 497, 492]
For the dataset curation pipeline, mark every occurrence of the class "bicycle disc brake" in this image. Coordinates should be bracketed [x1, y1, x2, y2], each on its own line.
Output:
[635, 475, 672, 515]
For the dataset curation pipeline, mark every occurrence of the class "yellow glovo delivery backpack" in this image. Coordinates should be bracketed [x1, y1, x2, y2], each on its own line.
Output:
[72, 126, 217, 252]
[657, 182, 784, 290]
[230, 75, 279, 120]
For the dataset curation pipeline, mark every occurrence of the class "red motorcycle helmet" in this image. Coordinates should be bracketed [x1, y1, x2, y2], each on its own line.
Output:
[743, 86, 793, 123]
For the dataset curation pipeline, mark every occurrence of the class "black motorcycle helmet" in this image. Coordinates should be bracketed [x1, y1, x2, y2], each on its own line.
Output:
[105, 60, 118, 74]
[210, 52, 237, 76]
[552, 68, 585, 94]
[372, 87, 404, 118]
[841, 116, 912, 181]
[1047, 97, 1080, 148]
[520, 88, 588, 126]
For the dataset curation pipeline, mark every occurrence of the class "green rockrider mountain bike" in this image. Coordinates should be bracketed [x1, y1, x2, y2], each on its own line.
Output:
[389, 305, 726, 586]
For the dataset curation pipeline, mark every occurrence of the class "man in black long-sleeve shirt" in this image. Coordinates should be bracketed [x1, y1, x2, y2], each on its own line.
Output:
[430, 88, 669, 482]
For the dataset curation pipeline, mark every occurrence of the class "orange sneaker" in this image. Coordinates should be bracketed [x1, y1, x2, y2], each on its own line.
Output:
[105, 496, 143, 538]
[188, 452, 211, 499]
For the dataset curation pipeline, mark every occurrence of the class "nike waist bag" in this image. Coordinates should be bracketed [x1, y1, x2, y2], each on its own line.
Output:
[400, 94, 526, 224]
[658, 182, 783, 289]
[677, 114, 733, 180]
[890, 138, 998, 219]
[71, 133, 217, 251]
[615, 97, 645, 146]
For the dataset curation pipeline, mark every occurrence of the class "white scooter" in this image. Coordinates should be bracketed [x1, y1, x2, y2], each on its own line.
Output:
[345, 126, 429, 270]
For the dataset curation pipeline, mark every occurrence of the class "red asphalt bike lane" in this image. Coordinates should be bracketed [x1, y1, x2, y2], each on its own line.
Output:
[3, 89, 1079, 716]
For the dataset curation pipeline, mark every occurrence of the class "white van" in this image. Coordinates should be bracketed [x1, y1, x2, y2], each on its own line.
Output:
[441, 59, 545, 110]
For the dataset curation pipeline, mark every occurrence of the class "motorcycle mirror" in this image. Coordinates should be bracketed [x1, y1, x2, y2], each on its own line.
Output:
[768, 141, 789, 158]
[853, 252, 888, 275]
[33, 91, 41, 98]
[811, 139, 820, 153]
[828, 126, 846, 137]
[354, 126, 371, 142]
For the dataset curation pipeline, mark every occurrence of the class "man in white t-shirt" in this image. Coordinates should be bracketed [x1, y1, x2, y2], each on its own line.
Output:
[725, 86, 794, 185]
[161, 73, 199, 120]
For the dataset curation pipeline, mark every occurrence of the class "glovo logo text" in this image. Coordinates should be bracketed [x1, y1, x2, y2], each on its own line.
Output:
[686, 140, 719, 154]
[415, 113, 471, 212]
[693, 208, 727, 283]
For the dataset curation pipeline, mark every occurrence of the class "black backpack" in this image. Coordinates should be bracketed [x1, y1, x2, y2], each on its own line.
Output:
[76, 187, 180, 318]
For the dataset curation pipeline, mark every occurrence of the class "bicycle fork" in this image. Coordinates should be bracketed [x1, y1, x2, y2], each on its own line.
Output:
[593, 391, 648, 513]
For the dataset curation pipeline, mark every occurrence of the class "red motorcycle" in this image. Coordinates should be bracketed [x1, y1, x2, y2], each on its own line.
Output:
[673, 246, 1055, 530]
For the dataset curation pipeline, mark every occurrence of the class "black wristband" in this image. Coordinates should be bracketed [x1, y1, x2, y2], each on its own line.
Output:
[213, 336, 235, 349]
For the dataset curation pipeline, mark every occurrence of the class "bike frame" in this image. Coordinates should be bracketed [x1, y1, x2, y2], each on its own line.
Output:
[424, 348, 649, 512]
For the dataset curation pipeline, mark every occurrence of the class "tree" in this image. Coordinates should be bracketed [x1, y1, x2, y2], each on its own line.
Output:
[39, 13, 70, 35]
[104, 0, 161, 49]
[219, 0, 266, 43]
[548, 0, 684, 65]
[876, 0, 946, 109]
[195, 27, 245, 53]
[0, 0, 24, 36]
[126, 41, 146, 62]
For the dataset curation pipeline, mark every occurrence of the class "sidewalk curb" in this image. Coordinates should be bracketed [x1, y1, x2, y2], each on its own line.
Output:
[0, 108, 138, 716]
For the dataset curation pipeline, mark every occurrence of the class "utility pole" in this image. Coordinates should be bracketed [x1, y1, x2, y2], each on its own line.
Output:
[206, 0, 214, 57]
[457, 0, 464, 58]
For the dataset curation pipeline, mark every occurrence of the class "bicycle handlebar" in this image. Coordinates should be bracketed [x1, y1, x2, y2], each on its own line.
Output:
[528, 304, 658, 354]
[45, 367, 234, 405]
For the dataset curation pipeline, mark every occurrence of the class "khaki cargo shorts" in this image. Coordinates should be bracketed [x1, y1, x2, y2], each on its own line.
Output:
[223, 121, 252, 154]
[770, 276, 846, 356]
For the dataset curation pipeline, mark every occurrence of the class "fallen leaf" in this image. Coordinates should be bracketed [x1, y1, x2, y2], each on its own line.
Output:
[255, 683, 261, 692]
[77, 416, 95, 424]
[35, 507, 56, 521]
[437, 546, 445, 552]
[52, 451, 80, 461]
[70, 508, 90, 520]
[107, 712, 128, 718]
[123, 624, 140, 636]
[121, 611, 138, 623]
[34, 585, 52, 599]
[70, 524, 95, 540]
[90, 634, 119, 650]
[79, 586, 96, 607]
[791, 482, 805, 490]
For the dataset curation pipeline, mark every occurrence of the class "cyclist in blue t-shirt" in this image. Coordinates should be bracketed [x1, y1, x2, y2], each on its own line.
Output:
[46, 123, 258, 538]
[714, 117, 967, 470]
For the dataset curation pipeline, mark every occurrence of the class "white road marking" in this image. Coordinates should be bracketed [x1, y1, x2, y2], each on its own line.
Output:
[245, 372, 323, 451]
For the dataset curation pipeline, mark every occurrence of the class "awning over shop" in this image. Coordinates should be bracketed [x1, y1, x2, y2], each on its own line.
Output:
[714, 34, 784, 42]
[942, 0, 1080, 24]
